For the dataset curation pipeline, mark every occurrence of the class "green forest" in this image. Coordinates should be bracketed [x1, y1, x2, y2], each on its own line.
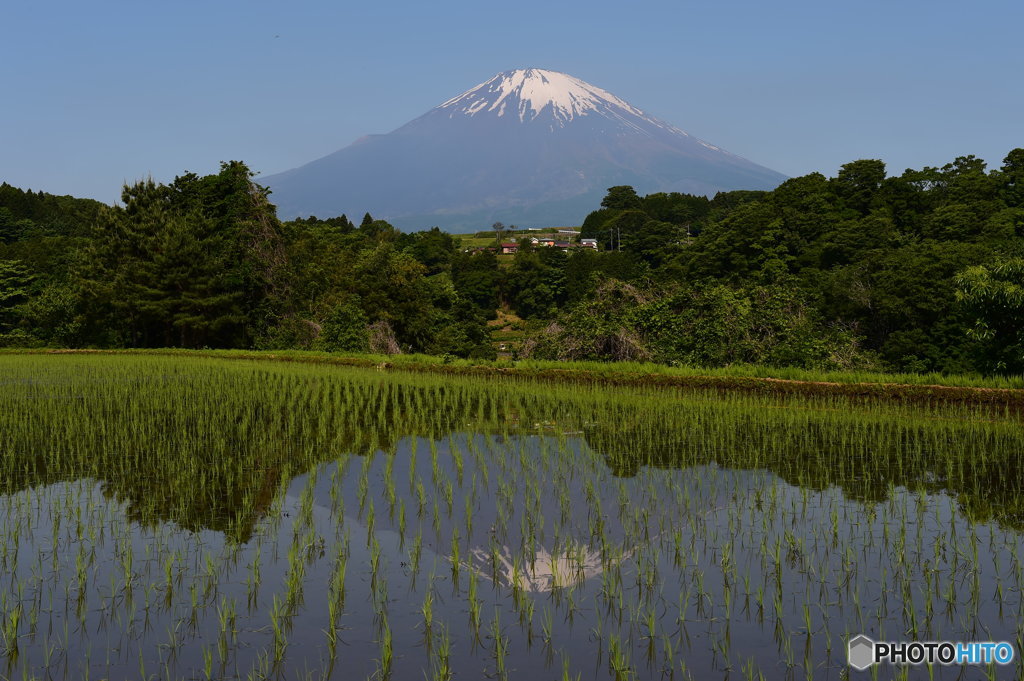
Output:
[2, 150, 1023, 375]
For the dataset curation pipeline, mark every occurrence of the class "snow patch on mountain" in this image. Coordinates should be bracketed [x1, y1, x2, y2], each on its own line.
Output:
[440, 68, 650, 125]
[435, 68, 731, 156]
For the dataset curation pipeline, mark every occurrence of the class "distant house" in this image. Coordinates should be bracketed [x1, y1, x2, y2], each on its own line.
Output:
[501, 242, 518, 254]
[558, 228, 580, 235]
[554, 241, 571, 250]
[533, 237, 556, 247]
[580, 238, 598, 250]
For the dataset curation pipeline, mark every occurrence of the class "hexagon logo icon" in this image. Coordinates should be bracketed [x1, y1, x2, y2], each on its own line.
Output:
[848, 635, 875, 671]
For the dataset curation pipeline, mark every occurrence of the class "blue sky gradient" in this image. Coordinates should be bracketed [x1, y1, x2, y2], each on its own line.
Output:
[2, 0, 1021, 204]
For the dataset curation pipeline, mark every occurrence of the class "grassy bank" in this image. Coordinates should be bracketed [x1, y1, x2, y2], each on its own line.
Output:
[5, 347, 1024, 406]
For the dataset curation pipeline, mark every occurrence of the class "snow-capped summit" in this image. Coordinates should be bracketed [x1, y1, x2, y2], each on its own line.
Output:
[434, 68, 718, 147]
[439, 68, 648, 125]
[264, 69, 786, 230]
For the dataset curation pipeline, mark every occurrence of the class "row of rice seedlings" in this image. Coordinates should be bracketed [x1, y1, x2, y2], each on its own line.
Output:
[1, 354, 1024, 678]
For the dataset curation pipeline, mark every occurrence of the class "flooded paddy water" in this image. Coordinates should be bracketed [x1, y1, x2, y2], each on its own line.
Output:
[0, 355, 1022, 680]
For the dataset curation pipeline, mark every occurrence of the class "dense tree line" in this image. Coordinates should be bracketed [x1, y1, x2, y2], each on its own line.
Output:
[0, 164, 496, 357]
[2, 150, 1023, 374]
[532, 151, 1024, 373]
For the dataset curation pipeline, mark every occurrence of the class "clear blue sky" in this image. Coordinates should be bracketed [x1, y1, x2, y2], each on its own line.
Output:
[2, 0, 1021, 204]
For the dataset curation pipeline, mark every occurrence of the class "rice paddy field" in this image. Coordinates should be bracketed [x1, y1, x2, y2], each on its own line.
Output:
[1, 354, 1023, 680]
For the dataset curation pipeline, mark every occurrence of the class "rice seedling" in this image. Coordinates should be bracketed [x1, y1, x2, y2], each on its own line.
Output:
[376, 615, 393, 679]
[490, 606, 510, 680]
[421, 581, 435, 638]
[431, 623, 453, 681]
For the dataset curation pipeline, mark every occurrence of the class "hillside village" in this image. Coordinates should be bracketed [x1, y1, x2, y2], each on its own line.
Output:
[460, 226, 597, 256]
[454, 225, 600, 357]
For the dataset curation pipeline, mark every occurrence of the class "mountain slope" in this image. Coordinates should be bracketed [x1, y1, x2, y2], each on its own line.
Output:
[264, 68, 786, 229]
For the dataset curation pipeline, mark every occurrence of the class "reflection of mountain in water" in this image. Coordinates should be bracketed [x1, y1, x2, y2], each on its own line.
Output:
[301, 454, 635, 593]
[462, 542, 629, 593]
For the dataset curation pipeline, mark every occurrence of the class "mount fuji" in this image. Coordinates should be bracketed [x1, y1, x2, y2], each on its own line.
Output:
[263, 68, 786, 230]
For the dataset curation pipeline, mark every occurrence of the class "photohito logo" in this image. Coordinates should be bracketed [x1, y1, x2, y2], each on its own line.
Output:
[848, 635, 1015, 670]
